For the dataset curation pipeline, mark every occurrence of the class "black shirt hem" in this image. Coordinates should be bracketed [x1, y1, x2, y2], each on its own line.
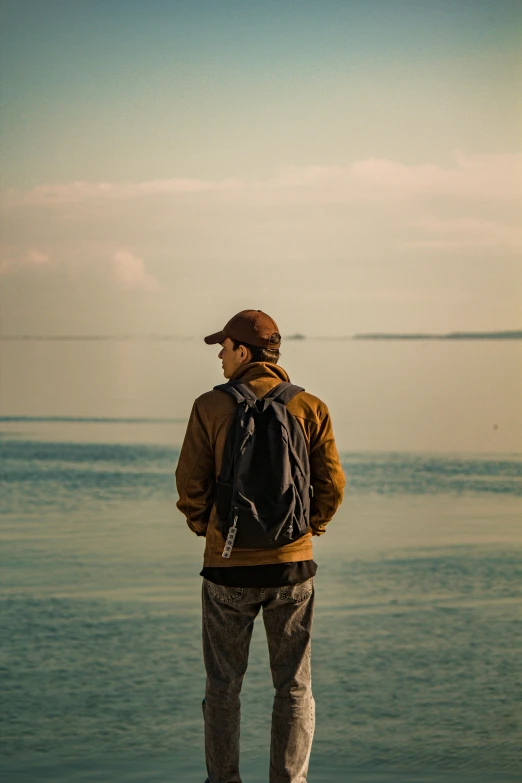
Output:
[200, 560, 317, 588]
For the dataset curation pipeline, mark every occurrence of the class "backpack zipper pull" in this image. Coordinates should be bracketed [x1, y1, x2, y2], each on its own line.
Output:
[222, 507, 238, 559]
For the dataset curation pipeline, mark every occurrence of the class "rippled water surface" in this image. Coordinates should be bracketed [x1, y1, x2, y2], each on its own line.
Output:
[1, 432, 521, 781]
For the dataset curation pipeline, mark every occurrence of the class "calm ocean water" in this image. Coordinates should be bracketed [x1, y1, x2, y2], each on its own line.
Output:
[1, 434, 521, 782]
[1, 340, 521, 782]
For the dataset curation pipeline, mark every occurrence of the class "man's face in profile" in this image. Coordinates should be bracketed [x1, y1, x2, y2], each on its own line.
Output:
[218, 338, 251, 379]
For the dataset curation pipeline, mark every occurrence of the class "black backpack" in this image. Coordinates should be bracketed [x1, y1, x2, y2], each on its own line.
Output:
[213, 380, 312, 558]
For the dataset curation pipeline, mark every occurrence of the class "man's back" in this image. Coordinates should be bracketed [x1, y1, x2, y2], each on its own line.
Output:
[176, 360, 346, 567]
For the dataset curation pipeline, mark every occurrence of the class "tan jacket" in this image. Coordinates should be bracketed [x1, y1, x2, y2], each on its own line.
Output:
[175, 362, 345, 567]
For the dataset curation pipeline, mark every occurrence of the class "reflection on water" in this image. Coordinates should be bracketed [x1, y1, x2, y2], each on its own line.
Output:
[1, 436, 521, 780]
[1, 339, 521, 452]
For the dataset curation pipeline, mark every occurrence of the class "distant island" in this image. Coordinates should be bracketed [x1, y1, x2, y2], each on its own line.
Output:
[288, 330, 522, 340]
[352, 331, 522, 340]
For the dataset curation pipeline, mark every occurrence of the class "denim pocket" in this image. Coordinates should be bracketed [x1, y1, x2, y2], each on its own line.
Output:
[204, 580, 244, 603]
[280, 577, 314, 603]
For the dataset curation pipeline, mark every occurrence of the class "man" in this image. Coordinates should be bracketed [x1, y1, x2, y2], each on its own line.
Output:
[175, 309, 345, 783]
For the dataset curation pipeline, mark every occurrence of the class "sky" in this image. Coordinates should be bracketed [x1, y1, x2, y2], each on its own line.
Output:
[0, 0, 521, 338]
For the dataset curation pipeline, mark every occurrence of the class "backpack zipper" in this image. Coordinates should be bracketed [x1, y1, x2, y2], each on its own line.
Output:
[221, 507, 239, 558]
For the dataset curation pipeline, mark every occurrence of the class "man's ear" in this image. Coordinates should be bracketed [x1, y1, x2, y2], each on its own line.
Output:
[239, 344, 252, 363]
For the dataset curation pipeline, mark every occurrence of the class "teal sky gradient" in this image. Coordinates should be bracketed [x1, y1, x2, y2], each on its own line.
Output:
[1, 0, 521, 186]
[0, 0, 520, 338]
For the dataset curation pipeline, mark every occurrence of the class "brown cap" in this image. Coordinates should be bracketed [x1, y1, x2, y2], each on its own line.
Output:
[204, 310, 281, 348]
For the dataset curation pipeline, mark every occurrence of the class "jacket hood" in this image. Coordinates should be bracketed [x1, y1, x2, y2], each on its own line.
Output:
[230, 361, 290, 384]
[229, 362, 291, 398]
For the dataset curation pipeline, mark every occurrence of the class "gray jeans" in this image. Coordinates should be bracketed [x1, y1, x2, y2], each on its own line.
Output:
[201, 576, 316, 783]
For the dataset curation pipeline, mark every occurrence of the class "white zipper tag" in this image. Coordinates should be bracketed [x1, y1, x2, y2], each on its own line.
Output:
[222, 509, 239, 559]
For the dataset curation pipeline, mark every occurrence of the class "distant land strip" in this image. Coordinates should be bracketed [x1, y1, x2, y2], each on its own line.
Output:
[0, 416, 186, 424]
[1, 330, 521, 341]
[351, 330, 522, 340]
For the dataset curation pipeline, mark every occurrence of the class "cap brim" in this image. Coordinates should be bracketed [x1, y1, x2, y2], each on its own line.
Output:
[204, 330, 226, 345]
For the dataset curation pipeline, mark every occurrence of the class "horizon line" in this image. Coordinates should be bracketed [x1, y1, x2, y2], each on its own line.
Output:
[0, 415, 186, 424]
[1, 330, 521, 342]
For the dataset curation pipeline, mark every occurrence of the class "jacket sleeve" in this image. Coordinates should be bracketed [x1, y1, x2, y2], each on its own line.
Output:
[308, 404, 346, 535]
[175, 400, 215, 536]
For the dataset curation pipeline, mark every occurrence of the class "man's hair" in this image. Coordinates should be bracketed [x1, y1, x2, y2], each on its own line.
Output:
[232, 336, 281, 364]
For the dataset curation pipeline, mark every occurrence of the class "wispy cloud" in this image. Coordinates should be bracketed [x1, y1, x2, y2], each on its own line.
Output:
[0, 245, 162, 294]
[0, 249, 50, 276]
[111, 248, 162, 291]
[28, 249, 49, 264]
[3, 151, 519, 209]
[2, 154, 520, 255]
[0, 152, 520, 333]
[2, 178, 243, 207]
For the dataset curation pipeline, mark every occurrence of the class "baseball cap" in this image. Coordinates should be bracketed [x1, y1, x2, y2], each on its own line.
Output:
[204, 310, 281, 348]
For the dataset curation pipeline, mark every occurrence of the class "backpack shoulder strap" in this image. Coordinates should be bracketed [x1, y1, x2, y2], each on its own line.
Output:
[261, 382, 305, 407]
[213, 380, 258, 405]
[214, 380, 304, 409]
